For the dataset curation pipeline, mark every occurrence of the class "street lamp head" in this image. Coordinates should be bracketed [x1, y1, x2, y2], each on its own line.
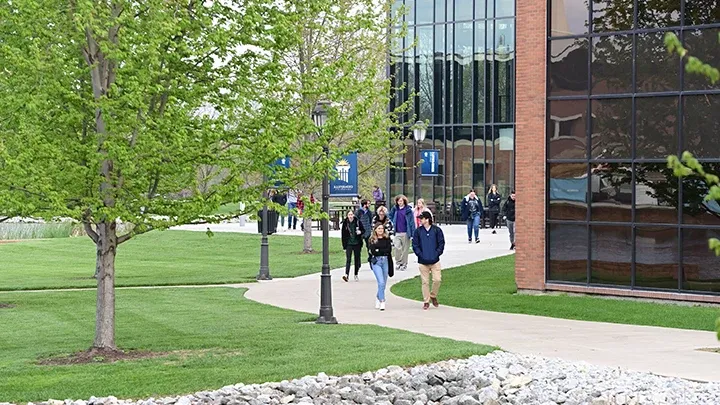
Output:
[413, 121, 427, 142]
[313, 100, 330, 128]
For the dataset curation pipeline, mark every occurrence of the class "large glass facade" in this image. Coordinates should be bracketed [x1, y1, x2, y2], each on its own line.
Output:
[547, 0, 720, 294]
[389, 0, 516, 219]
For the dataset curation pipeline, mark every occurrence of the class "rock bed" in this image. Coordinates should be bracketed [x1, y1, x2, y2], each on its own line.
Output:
[9, 351, 720, 405]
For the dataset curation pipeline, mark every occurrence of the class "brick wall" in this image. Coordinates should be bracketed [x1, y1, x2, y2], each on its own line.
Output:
[515, 0, 548, 290]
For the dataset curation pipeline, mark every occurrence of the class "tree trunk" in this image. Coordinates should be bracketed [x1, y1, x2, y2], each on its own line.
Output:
[303, 217, 313, 253]
[93, 221, 117, 350]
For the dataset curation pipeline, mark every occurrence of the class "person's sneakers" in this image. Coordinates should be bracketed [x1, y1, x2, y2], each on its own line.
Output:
[475, 238, 480, 244]
[423, 302, 430, 310]
[492, 230, 497, 234]
[379, 301, 386, 311]
[468, 238, 472, 244]
[342, 275, 349, 282]
[510, 243, 515, 250]
[431, 297, 439, 307]
[375, 299, 381, 309]
[354, 275, 359, 282]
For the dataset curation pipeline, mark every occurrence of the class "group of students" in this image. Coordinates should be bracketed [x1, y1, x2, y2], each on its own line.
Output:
[460, 184, 516, 250]
[269, 189, 315, 231]
[340, 195, 445, 311]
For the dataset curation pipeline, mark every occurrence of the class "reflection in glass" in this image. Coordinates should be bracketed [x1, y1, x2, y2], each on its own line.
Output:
[403, 136, 415, 197]
[390, 147, 404, 198]
[475, 0, 485, 19]
[636, 0, 680, 28]
[495, 19, 515, 123]
[683, 0, 720, 26]
[445, 128, 454, 208]
[484, 127, 493, 202]
[473, 127, 486, 195]
[591, 163, 632, 222]
[494, 127, 514, 198]
[404, 27, 415, 122]
[392, 0, 403, 21]
[434, 25, 445, 124]
[549, 223, 589, 283]
[592, 0, 633, 33]
[455, 0, 472, 20]
[551, 0, 589, 36]
[682, 163, 720, 226]
[474, 20, 487, 123]
[635, 96, 678, 158]
[635, 227, 679, 289]
[416, 0, 433, 24]
[549, 38, 589, 97]
[592, 35, 632, 94]
[682, 228, 720, 292]
[435, 0, 445, 23]
[548, 100, 588, 160]
[445, 24, 454, 124]
[407, 0, 416, 24]
[549, 163, 588, 221]
[419, 135, 434, 200]
[636, 32, 679, 93]
[591, 225, 631, 286]
[496, 0, 514, 18]
[454, 127, 473, 200]
[684, 29, 720, 90]
[634, 163, 678, 224]
[684, 95, 720, 159]
[591, 98, 631, 159]
[418, 26, 433, 122]
[456, 22, 473, 124]
[434, 130, 446, 209]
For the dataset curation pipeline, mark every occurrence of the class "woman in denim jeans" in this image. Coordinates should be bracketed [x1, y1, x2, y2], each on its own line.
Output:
[368, 224, 394, 311]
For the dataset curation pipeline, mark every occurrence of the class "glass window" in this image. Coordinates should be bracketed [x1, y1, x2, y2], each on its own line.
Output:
[634, 163, 679, 224]
[445, 24, 454, 124]
[495, 19, 515, 123]
[434, 129, 446, 209]
[682, 163, 720, 226]
[494, 127, 514, 197]
[435, 0, 445, 23]
[419, 134, 434, 200]
[683, 1, 720, 26]
[590, 98, 631, 159]
[683, 29, 720, 91]
[548, 223, 589, 283]
[475, 21, 487, 123]
[456, 22, 473, 124]
[637, 0, 680, 28]
[683, 95, 720, 159]
[635, 96, 678, 159]
[591, 225, 632, 286]
[454, 127, 473, 199]
[635, 226, 679, 289]
[417, 26, 434, 122]
[484, 125, 493, 201]
[392, 0, 404, 21]
[417, 0, 433, 24]
[551, 0, 589, 36]
[475, 0, 485, 19]
[390, 151, 404, 198]
[447, 0, 453, 22]
[445, 128, 455, 208]
[591, 35, 632, 95]
[636, 32, 680, 93]
[682, 228, 720, 292]
[549, 163, 588, 221]
[486, 0, 494, 19]
[473, 127, 486, 194]
[434, 25, 445, 124]
[591, 163, 632, 222]
[403, 136, 416, 197]
[496, 0, 514, 18]
[592, 0, 633, 33]
[485, 21, 494, 123]
[455, 0, 472, 20]
[549, 38, 589, 97]
[407, 0, 416, 24]
[548, 100, 588, 160]
[404, 27, 416, 123]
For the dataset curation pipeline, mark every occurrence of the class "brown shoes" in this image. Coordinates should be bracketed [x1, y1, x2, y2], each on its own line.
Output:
[423, 302, 430, 310]
[431, 297, 439, 307]
[342, 275, 348, 282]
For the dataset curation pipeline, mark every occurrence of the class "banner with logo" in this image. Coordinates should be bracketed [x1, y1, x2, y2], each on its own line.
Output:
[270, 157, 290, 188]
[420, 149, 440, 177]
[330, 153, 358, 197]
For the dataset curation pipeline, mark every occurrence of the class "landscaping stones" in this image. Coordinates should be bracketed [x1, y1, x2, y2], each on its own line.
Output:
[23, 351, 720, 405]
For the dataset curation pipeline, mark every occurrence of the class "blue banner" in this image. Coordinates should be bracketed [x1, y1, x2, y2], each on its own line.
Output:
[550, 178, 587, 203]
[270, 157, 290, 188]
[420, 149, 440, 177]
[330, 153, 359, 197]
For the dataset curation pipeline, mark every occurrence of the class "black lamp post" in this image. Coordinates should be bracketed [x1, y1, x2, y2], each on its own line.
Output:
[413, 121, 427, 203]
[257, 175, 272, 280]
[313, 101, 337, 324]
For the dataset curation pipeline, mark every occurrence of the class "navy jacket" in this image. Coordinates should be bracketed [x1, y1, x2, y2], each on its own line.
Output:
[460, 197, 482, 221]
[355, 207, 373, 238]
[488, 192, 502, 211]
[412, 225, 445, 265]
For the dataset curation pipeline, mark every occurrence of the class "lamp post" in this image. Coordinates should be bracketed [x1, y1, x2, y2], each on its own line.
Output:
[257, 175, 272, 280]
[313, 101, 337, 324]
[413, 121, 427, 203]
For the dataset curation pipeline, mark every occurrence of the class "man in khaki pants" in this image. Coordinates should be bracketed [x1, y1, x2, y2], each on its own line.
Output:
[412, 211, 446, 310]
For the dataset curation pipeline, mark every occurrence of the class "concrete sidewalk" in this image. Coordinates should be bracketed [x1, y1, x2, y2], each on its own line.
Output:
[243, 224, 720, 383]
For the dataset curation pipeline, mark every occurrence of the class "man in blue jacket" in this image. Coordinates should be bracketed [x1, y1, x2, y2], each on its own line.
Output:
[388, 194, 416, 272]
[412, 211, 445, 310]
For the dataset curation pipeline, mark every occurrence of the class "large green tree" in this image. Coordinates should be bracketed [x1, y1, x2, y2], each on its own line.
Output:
[0, 0, 292, 351]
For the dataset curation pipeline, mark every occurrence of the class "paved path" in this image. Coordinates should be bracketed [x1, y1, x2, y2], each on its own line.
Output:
[235, 224, 720, 383]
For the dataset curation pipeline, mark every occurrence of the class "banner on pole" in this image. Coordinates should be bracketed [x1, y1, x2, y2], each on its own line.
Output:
[420, 150, 440, 177]
[330, 153, 359, 197]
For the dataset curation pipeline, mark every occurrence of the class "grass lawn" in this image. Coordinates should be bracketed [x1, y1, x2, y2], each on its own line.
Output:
[0, 288, 494, 403]
[391, 255, 720, 332]
[0, 231, 345, 291]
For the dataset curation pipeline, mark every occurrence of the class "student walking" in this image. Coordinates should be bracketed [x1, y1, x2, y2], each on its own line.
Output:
[356, 199, 374, 244]
[388, 195, 416, 272]
[503, 190, 516, 250]
[373, 205, 394, 236]
[412, 211, 445, 310]
[460, 190, 482, 243]
[367, 224, 394, 311]
[287, 189, 298, 230]
[413, 198, 432, 229]
[341, 210, 365, 282]
[272, 190, 287, 228]
[487, 184, 502, 234]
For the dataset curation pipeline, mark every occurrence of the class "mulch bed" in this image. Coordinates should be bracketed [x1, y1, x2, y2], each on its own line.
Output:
[0, 303, 16, 309]
[38, 347, 168, 366]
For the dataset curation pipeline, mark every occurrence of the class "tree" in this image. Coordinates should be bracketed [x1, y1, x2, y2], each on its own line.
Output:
[0, 0, 291, 351]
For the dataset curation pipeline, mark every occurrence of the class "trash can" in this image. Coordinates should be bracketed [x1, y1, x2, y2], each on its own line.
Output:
[257, 209, 279, 235]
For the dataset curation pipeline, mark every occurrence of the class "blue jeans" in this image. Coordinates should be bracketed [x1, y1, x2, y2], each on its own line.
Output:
[467, 213, 480, 240]
[287, 202, 297, 229]
[370, 256, 389, 301]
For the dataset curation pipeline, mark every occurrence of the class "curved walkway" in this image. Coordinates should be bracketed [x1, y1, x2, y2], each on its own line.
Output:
[242, 225, 720, 383]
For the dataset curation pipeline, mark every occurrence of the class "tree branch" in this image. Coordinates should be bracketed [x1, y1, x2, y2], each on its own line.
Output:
[84, 221, 99, 243]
